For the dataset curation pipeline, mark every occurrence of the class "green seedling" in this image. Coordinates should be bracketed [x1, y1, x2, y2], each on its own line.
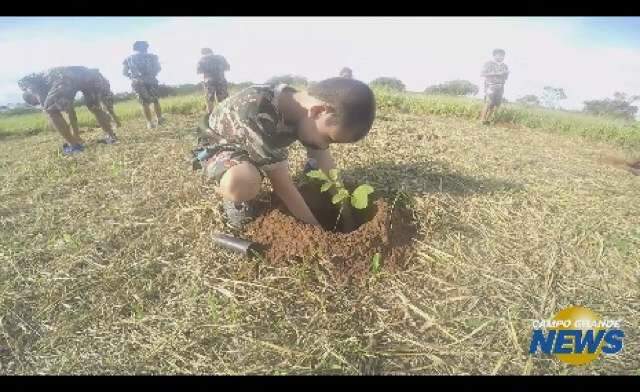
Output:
[371, 252, 381, 274]
[306, 168, 374, 232]
[306, 168, 374, 210]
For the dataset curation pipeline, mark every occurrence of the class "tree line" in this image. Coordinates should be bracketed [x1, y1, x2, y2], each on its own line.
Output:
[3, 74, 637, 121]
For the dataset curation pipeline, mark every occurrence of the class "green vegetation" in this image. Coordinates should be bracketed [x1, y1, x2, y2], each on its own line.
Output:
[3, 85, 639, 150]
[373, 88, 640, 150]
[306, 168, 374, 210]
[0, 93, 204, 138]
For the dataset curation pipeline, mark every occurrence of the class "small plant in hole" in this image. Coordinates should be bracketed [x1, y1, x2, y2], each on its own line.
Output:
[306, 168, 375, 231]
[306, 168, 375, 209]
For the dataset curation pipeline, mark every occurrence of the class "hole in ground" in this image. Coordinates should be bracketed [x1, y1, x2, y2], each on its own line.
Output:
[288, 182, 377, 233]
[242, 182, 420, 285]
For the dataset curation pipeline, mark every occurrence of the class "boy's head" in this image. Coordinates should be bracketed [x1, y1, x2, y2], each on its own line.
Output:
[339, 67, 353, 79]
[201, 48, 213, 56]
[133, 41, 149, 53]
[493, 48, 506, 63]
[296, 77, 376, 150]
[22, 92, 40, 106]
[18, 73, 46, 104]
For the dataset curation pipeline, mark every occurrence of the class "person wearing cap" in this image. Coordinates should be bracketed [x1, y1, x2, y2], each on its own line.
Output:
[123, 41, 165, 129]
[18, 66, 120, 155]
[197, 48, 231, 113]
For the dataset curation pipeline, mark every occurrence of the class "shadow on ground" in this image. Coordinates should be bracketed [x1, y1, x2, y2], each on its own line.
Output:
[337, 160, 523, 198]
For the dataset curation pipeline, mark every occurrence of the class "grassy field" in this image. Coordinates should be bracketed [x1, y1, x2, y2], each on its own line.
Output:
[3, 88, 640, 151]
[0, 94, 204, 139]
[0, 89, 639, 374]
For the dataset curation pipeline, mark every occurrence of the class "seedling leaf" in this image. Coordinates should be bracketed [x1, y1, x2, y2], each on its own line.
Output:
[328, 169, 339, 182]
[306, 169, 329, 181]
[320, 182, 334, 192]
[332, 189, 349, 205]
[351, 184, 374, 209]
[372, 253, 381, 273]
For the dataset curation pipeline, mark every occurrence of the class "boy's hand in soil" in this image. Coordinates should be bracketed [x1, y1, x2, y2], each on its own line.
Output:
[266, 161, 321, 226]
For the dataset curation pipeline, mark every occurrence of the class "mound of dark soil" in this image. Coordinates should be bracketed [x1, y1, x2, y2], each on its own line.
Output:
[243, 182, 418, 285]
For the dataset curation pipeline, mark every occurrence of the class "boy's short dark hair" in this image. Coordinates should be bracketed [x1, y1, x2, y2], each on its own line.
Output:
[18, 73, 46, 94]
[133, 41, 149, 52]
[493, 48, 506, 56]
[307, 77, 376, 143]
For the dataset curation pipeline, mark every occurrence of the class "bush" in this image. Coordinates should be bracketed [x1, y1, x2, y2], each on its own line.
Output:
[424, 80, 479, 96]
[516, 95, 541, 106]
[583, 92, 639, 121]
[370, 77, 406, 92]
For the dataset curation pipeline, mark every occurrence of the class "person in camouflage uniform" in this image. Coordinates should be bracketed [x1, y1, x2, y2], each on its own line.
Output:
[191, 78, 376, 230]
[122, 41, 164, 129]
[197, 48, 230, 113]
[339, 67, 353, 79]
[18, 66, 120, 154]
[480, 48, 510, 125]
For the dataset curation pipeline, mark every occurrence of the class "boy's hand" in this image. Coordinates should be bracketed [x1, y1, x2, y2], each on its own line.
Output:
[266, 161, 321, 226]
[305, 147, 335, 173]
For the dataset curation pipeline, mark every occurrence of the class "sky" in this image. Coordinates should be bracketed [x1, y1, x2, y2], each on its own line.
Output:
[1, 17, 639, 111]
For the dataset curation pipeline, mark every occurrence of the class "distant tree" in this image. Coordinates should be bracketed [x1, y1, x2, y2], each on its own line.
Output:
[516, 94, 541, 106]
[541, 86, 567, 109]
[583, 92, 640, 121]
[370, 77, 406, 92]
[229, 81, 253, 91]
[424, 80, 479, 96]
[266, 74, 308, 87]
[173, 83, 201, 95]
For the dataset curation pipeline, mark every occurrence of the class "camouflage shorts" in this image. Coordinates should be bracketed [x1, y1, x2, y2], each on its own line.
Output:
[202, 149, 263, 184]
[42, 81, 76, 112]
[485, 85, 504, 107]
[132, 79, 160, 104]
[204, 79, 229, 103]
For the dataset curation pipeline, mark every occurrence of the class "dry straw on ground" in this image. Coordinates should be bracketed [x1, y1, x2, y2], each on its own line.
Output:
[1, 101, 638, 374]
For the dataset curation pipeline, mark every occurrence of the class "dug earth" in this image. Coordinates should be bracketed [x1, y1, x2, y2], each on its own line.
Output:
[243, 182, 419, 285]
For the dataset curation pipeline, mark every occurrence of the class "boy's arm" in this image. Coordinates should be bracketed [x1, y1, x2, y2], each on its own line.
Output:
[122, 59, 130, 78]
[481, 62, 503, 77]
[265, 161, 321, 226]
[196, 59, 203, 75]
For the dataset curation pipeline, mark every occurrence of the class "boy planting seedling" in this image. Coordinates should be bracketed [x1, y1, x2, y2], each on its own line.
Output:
[192, 78, 376, 231]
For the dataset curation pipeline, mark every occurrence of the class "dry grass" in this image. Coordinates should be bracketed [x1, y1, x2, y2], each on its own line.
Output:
[0, 98, 639, 374]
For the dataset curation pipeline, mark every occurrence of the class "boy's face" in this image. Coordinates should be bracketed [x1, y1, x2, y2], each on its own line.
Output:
[297, 104, 345, 150]
[23, 91, 40, 106]
[494, 53, 505, 63]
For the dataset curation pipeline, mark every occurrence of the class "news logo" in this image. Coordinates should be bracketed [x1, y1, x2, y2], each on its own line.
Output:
[528, 306, 624, 365]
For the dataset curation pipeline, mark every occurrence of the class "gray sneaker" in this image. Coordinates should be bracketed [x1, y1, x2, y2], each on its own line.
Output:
[222, 200, 258, 230]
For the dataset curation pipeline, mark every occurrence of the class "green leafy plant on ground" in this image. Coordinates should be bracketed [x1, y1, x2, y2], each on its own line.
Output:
[371, 253, 381, 274]
[306, 168, 374, 210]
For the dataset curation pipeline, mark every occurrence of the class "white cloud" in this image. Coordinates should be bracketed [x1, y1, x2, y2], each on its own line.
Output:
[1, 17, 639, 111]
